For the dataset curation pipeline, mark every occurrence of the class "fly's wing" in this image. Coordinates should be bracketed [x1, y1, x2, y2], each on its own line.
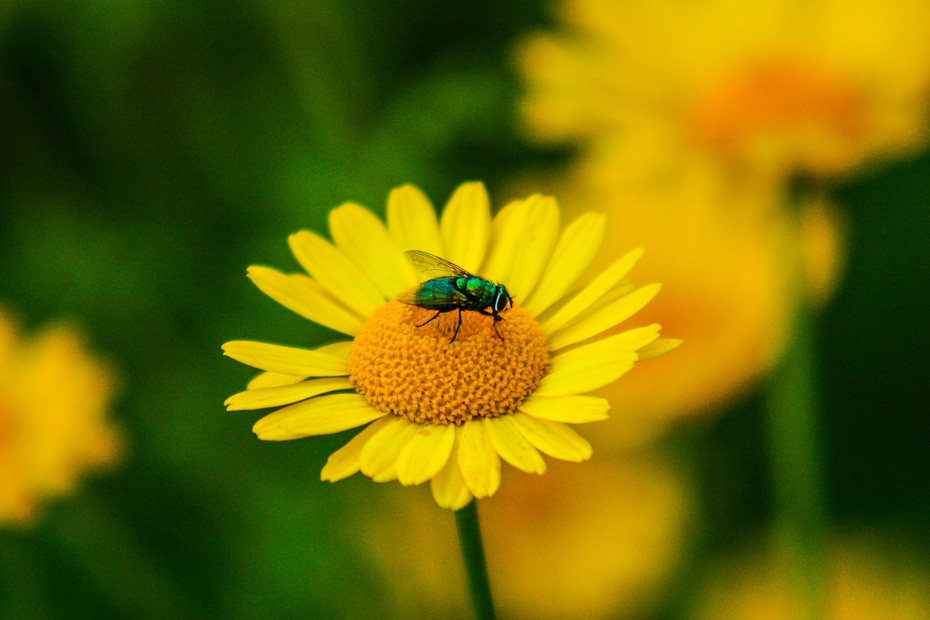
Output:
[404, 250, 475, 278]
[396, 286, 423, 306]
[396, 283, 468, 309]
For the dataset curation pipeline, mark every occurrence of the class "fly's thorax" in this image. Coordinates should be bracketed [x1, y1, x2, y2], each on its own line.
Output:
[462, 276, 496, 307]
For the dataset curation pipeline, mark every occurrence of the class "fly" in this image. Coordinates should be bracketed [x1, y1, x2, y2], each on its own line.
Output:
[398, 250, 514, 343]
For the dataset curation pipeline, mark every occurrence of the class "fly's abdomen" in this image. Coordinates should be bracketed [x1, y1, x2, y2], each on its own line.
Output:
[414, 277, 468, 311]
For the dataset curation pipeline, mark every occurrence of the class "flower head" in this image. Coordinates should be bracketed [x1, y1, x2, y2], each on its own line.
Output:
[223, 182, 679, 509]
[517, 0, 930, 183]
[521, 165, 845, 448]
[691, 531, 930, 620]
[0, 309, 121, 525]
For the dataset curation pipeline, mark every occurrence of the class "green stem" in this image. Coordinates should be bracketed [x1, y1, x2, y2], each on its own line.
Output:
[766, 300, 828, 619]
[454, 500, 496, 620]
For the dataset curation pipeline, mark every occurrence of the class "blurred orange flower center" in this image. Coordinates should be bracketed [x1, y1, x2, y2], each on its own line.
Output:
[0, 401, 15, 447]
[690, 59, 866, 165]
[348, 301, 550, 425]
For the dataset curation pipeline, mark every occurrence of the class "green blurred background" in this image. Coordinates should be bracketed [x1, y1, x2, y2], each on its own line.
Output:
[1, 1, 928, 619]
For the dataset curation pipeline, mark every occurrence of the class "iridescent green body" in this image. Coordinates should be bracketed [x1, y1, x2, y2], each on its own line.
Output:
[399, 251, 513, 343]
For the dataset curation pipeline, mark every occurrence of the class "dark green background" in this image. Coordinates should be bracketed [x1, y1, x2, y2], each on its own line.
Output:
[1, 1, 928, 619]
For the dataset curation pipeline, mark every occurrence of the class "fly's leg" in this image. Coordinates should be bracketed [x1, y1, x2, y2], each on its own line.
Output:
[491, 315, 504, 341]
[477, 308, 506, 342]
[416, 311, 442, 328]
[450, 308, 463, 343]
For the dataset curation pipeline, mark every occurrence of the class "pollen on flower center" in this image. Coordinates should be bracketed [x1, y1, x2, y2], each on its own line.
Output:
[348, 300, 550, 425]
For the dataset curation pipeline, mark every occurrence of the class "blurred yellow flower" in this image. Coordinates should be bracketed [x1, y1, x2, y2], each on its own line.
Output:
[690, 531, 930, 620]
[518, 0, 930, 184]
[223, 182, 679, 509]
[508, 163, 844, 447]
[0, 309, 121, 525]
[357, 450, 690, 620]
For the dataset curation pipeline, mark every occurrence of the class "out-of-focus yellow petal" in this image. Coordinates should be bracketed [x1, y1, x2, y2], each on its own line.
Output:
[387, 185, 445, 257]
[224, 377, 354, 411]
[395, 423, 456, 486]
[320, 417, 394, 482]
[518, 394, 610, 423]
[485, 416, 547, 474]
[222, 341, 348, 376]
[248, 267, 364, 336]
[440, 182, 491, 273]
[288, 230, 385, 317]
[522, 212, 606, 317]
[511, 413, 592, 462]
[456, 420, 501, 498]
[329, 202, 419, 299]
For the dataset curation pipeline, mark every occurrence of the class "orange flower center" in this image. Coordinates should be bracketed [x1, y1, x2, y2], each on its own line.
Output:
[0, 399, 15, 448]
[348, 301, 550, 425]
[690, 59, 867, 175]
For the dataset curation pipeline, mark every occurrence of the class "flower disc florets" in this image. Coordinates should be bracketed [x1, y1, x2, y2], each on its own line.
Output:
[348, 301, 550, 425]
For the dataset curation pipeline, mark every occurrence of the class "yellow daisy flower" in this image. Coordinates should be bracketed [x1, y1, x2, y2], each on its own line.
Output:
[0, 309, 121, 525]
[223, 182, 679, 510]
[517, 0, 930, 183]
[505, 162, 844, 448]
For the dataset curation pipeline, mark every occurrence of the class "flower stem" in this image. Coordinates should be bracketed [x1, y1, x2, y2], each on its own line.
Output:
[454, 500, 496, 620]
[766, 300, 828, 619]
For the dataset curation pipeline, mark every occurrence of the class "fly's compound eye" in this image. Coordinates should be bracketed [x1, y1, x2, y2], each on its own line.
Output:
[494, 289, 510, 313]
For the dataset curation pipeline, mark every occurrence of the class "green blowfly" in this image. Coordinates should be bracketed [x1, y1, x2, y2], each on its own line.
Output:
[398, 250, 514, 343]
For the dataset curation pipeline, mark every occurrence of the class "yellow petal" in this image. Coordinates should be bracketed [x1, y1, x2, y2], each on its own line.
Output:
[456, 420, 501, 498]
[518, 394, 610, 423]
[431, 437, 474, 511]
[485, 416, 546, 474]
[542, 247, 644, 334]
[329, 202, 419, 299]
[225, 377, 354, 411]
[247, 371, 307, 390]
[315, 341, 354, 359]
[320, 417, 394, 482]
[387, 185, 445, 257]
[534, 343, 637, 397]
[547, 284, 662, 350]
[222, 341, 349, 376]
[440, 182, 491, 273]
[480, 196, 528, 283]
[511, 413, 592, 462]
[248, 267, 364, 336]
[252, 393, 383, 440]
[245, 341, 351, 389]
[637, 338, 683, 361]
[522, 212, 606, 317]
[288, 230, 385, 317]
[483, 195, 560, 301]
[395, 423, 456, 486]
[360, 416, 421, 483]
